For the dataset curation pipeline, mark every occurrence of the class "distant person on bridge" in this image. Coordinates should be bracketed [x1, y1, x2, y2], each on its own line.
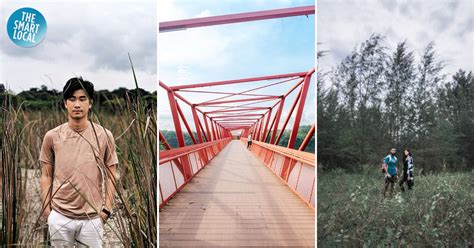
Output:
[382, 148, 398, 198]
[247, 133, 253, 149]
[399, 148, 414, 191]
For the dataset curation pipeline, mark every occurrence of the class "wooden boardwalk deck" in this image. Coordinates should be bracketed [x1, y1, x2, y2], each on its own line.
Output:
[159, 140, 315, 247]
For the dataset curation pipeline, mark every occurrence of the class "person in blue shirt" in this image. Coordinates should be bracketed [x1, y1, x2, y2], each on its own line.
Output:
[382, 148, 398, 198]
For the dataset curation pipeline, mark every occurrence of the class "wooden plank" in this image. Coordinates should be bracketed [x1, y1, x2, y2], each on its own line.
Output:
[159, 140, 315, 247]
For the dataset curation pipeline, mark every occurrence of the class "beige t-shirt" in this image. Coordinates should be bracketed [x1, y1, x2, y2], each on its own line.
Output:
[39, 122, 118, 219]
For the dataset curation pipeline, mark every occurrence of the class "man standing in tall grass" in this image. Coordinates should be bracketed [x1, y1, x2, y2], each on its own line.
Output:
[39, 77, 118, 247]
[382, 148, 398, 198]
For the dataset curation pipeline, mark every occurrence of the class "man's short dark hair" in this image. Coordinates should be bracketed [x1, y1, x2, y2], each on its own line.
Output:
[63, 77, 94, 100]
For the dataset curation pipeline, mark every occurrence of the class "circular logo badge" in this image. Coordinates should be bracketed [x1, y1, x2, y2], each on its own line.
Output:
[7, 7, 47, 48]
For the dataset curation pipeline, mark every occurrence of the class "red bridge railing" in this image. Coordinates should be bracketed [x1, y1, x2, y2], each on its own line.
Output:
[242, 139, 315, 209]
[159, 138, 231, 208]
[159, 5, 315, 210]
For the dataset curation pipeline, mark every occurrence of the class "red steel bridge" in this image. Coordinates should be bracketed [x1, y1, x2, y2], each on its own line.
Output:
[159, 5, 315, 247]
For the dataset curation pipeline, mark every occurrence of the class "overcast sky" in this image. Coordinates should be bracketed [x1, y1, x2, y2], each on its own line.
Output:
[0, 0, 156, 93]
[158, 0, 315, 131]
[318, 0, 473, 85]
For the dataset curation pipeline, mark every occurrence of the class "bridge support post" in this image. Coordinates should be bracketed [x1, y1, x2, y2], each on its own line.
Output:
[298, 123, 315, 151]
[275, 86, 303, 145]
[261, 108, 272, 142]
[270, 97, 285, 144]
[192, 106, 204, 143]
[176, 101, 197, 144]
[203, 113, 212, 141]
[287, 69, 314, 149]
[167, 90, 193, 179]
[281, 69, 314, 179]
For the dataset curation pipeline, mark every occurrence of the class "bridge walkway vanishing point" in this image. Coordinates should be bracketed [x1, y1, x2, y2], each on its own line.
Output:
[159, 140, 315, 247]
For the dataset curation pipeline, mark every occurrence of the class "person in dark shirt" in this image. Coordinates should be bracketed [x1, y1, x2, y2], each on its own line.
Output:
[399, 148, 414, 191]
[247, 133, 253, 149]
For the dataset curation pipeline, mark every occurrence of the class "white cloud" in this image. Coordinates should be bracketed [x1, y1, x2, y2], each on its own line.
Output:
[0, 0, 156, 92]
[318, 0, 473, 82]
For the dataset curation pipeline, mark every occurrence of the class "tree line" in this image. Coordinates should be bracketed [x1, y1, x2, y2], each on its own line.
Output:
[160, 125, 315, 153]
[318, 34, 473, 172]
[0, 84, 157, 112]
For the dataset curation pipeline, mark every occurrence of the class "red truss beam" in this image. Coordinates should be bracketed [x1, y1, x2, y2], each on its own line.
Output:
[299, 123, 315, 151]
[207, 98, 278, 113]
[211, 120, 217, 140]
[176, 101, 197, 145]
[159, 131, 172, 150]
[227, 127, 248, 130]
[175, 92, 194, 107]
[198, 105, 259, 108]
[179, 89, 277, 97]
[206, 107, 270, 114]
[208, 110, 267, 116]
[160, 5, 315, 32]
[199, 77, 300, 105]
[216, 118, 258, 122]
[220, 125, 254, 128]
[211, 114, 264, 119]
[166, 90, 186, 148]
[219, 121, 256, 123]
[263, 111, 277, 142]
[287, 68, 314, 149]
[270, 98, 285, 144]
[274, 86, 303, 145]
[256, 118, 264, 141]
[160, 81, 194, 107]
[215, 119, 259, 123]
[220, 125, 255, 127]
[225, 123, 251, 128]
[217, 120, 256, 124]
[195, 111, 209, 141]
[224, 128, 252, 130]
[284, 78, 305, 98]
[170, 72, 306, 91]
[202, 108, 269, 114]
[197, 95, 280, 106]
[261, 108, 272, 142]
[160, 67, 314, 174]
[203, 113, 212, 141]
[191, 106, 204, 143]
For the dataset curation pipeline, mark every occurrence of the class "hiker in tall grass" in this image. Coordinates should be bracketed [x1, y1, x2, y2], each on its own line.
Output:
[399, 148, 414, 191]
[382, 148, 398, 198]
[39, 77, 118, 247]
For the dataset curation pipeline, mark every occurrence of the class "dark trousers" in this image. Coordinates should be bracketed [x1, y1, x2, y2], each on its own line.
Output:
[399, 171, 414, 190]
[247, 141, 252, 148]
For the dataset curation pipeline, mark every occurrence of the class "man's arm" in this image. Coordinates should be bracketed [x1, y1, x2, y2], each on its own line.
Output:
[101, 164, 118, 223]
[40, 162, 54, 219]
[383, 163, 390, 177]
[383, 156, 390, 177]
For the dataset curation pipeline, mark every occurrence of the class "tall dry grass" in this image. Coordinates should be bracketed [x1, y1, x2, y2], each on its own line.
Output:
[318, 168, 473, 246]
[0, 57, 157, 246]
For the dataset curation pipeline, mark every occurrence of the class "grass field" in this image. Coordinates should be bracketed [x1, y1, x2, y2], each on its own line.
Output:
[1, 65, 157, 246]
[317, 168, 474, 247]
[1, 106, 157, 246]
